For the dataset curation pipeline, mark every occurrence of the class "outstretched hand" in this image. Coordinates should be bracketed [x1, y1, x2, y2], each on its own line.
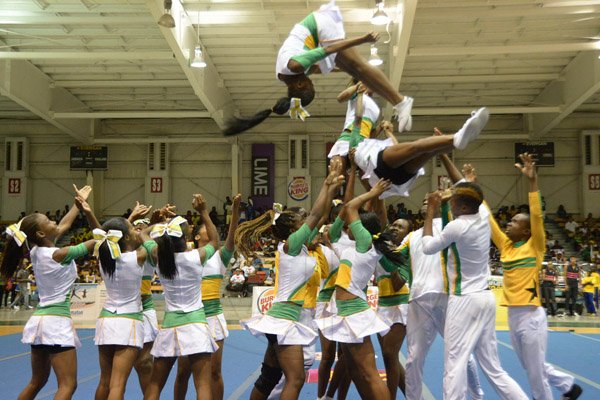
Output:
[363, 31, 380, 43]
[192, 194, 207, 213]
[371, 178, 391, 196]
[426, 191, 443, 210]
[73, 184, 92, 201]
[232, 194, 242, 211]
[515, 153, 536, 180]
[462, 163, 477, 183]
[130, 201, 152, 221]
[74, 196, 92, 214]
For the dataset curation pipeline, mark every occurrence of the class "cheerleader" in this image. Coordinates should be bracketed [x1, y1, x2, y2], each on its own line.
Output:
[144, 195, 219, 400]
[223, 0, 413, 136]
[94, 213, 153, 400]
[354, 106, 488, 200]
[316, 179, 403, 400]
[0, 186, 95, 400]
[375, 218, 412, 398]
[174, 194, 242, 400]
[235, 170, 343, 400]
[128, 202, 158, 394]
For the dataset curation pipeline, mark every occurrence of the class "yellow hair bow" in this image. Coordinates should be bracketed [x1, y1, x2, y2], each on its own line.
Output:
[6, 220, 27, 247]
[93, 228, 123, 259]
[272, 203, 283, 225]
[373, 233, 381, 240]
[150, 216, 187, 239]
[288, 97, 310, 121]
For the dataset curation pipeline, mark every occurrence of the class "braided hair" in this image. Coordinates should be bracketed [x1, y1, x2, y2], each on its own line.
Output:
[359, 212, 405, 266]
[234, 209, 301, 258]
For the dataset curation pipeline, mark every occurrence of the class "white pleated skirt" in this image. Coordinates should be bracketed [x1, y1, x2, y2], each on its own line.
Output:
[151, 323, 218, 357]
[95, 317, 145, 348]
[22, 315, 81, 348]
[207, 313, 229, 342]
[316, 307, 390, 344]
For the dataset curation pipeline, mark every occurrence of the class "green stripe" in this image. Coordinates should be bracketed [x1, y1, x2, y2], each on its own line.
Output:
[321, 268, 339, 288]
[378, 294, 409, 306]
[501, 257, 536, 266]
[336, 297, 370, 317]
[340, 259, 352, 267]
[202, 299, 223, 317]
[441, 203, 451, 294]
[99, 308, 143, 322]
[287, 277, 310, 305]
[142, 276, 152, 280]
[142, 295, 154, 311]
[376, 274, 391, 283]
[451, 243, 461, 296]
[265, 302, 302, 322]
[162, 308, 207, 328]
[299, 13, 319, 48]
[502, 262, 538, 271]
[317, 287, 335, 302]
[33, 296, 71, 318]
[202, 274, 224, 280]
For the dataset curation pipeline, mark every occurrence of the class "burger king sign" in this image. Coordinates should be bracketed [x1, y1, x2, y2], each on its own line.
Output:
[288, 176, 309, 201]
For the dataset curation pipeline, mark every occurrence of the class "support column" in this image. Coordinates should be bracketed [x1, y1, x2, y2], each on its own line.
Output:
[287, 135, 311, 209]
[145, 142, 170, 208]
[231, 138, 241, 196]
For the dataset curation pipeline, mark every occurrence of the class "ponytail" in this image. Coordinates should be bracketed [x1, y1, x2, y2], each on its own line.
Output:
[1, 214, 42, 279]
[223, 97, 290, 136]
[235, 209, 300, 257]
[97, 217, 129, 279]
[155, 234, 177, 280]
[1, 239, 26, 279]
[373, 230, 405, 266]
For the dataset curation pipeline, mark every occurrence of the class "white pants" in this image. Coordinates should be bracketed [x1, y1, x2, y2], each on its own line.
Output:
[267, 308, 316, 400]
[508, 306, 574, 399]
[445, 291, 527, 400]
[405, 293, 483, 400]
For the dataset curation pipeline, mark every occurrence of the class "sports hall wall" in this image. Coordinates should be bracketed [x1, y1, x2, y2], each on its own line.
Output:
[0, 112, 597, 221]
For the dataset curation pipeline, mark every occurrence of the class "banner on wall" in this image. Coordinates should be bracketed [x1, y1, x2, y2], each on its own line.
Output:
[251, 144, 275, 210]
[70, 283, 105, 322]
[288, 176, 310, 202]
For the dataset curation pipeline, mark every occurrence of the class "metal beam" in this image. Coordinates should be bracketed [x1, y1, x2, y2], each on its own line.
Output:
[409, 42, 600, 57]
[529, 51, 600, 137]
[405, 73, 560, 84]
[53, 111, 210, 119]
[0, 59, 93, 143]
[0, 51, 173, 60]
[146, 0, 235, 129]
[54, 80, 192, 88]
[0, 16, 153, 25]
[412, 106, 561, 116]
[384, 0, 418, 118]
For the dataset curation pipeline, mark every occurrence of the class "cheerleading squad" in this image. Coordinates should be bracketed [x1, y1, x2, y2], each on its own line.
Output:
[0, 1, 585, 399]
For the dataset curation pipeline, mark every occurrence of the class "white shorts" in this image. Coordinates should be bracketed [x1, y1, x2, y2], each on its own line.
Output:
[152, 323, 218, 357]
[95, 317, 144, 348]
[142, 309, 159, 344]
[22, 315, 81, 348]
[327, 139, 350, 158]
[207, 313, 229, 342]
[355, 138, 425, 199]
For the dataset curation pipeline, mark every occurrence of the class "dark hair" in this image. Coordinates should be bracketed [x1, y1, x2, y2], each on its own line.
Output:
[359, 212, 405, 265]
[0, 214, 43, 279]
[223, 82, 316, 136]
[235, 210, 299, 258]
[155, 217, 188, 280]
[98, 217, 130, 279]
[453, 182, 484, 213]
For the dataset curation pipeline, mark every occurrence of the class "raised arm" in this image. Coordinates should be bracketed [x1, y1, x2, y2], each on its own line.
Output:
[193, 194, 219, 263]
[128, 201, 152, 223]
[224, 194, 242, 252]
[56, 184, 92, 238]
[382, 121, 398, 145]
[52, 239, 96, 264]
[342, 178, 391, 225]
[304, 169, 345, 231]
[337, 82, 361, 103]
[75, 196, 100, 230]
[434, 128, 462, 184]
[516, 153, 545, 251]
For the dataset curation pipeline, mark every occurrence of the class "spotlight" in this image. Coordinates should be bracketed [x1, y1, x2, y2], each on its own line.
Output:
[371, 0, 390, 26]
[368, 45, 383, 66]
[158, 0, 175, 28]
[190, 46, 207, 68]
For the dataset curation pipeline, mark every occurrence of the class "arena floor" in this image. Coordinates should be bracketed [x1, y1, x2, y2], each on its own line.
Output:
[1, 309, 599, 399]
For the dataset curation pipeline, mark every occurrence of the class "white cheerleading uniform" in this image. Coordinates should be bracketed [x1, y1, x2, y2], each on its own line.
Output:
[22, 246, 80, 348]
[95, 251, 145, 348]
[328, 94, 381, 158]
[141, 260, 158, 344]
[201, 250, 231, 342]
[276, 0, 344, 77]
[374, 261, 409, 328]
[152, 250, 218, 357]
[315, 244, 340, 319]
[355, 137, 425, 199]
[241, 227, 318, 346]
[316, 222, 390, 343]
[422, 208, 527, 400]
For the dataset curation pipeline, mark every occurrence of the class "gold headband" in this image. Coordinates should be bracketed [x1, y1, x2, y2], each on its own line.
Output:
[453, 187, 482, 202]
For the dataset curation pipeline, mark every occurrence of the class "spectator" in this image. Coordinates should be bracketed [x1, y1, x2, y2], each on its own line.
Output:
[3, 277, 15, 307]
[556, 204, 568, 220]
[565, 256, 581, 316]
[0, 274, 4, 308]
[246, 197, 255, 221]
[264, 269, 276, 286]
[54, 209, 61, 222]
[223, 196, 232, 219]
[209, 206, 219, 226]
[396, 202, 407, 218]
[582, 266, 597, 316]
[541, 262, 558, 316]
[387, 205, 397, 222]
[241, 262, 256, 278]
[228, 269, 246, 297]
[565, 216, 579, 234]
[11, 263, 33, 310]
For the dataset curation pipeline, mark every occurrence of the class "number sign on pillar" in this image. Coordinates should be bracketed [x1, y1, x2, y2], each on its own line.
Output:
[8, 178, 21, 194]
[589, 174, 600, 191]
[150, 177, 163, 193]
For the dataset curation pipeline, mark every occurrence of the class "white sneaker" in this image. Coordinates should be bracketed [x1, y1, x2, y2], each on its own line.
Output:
[26, 306, 33, 310]
[453, 107, 490, 150]
[393, 96, 413, 132]
[12, 305, 19, 310]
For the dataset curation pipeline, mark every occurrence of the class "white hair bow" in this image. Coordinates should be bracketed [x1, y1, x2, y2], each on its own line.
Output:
[6, 220, 27, 248]
[93, 228, 123, 259]
[150, 216, 187, 239]
[272, 203, 283, 225]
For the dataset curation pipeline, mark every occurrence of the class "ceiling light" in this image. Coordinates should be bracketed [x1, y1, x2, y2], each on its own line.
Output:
[371, 0, 390, 26]
[190, 46, 207, 68]
[369, 45, 383, 66]
[158, 0, 175, 28]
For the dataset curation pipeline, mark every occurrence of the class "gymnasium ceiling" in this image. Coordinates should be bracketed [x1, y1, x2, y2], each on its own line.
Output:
[1, 0, 600, 143]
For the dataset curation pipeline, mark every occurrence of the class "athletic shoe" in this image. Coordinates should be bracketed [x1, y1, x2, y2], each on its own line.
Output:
[26, 306, 33, 309]
[562, 383, 583, 400]
[453, 107, 490, 150]
[12, 305, 19, 310]
[393, 96, 413, 132]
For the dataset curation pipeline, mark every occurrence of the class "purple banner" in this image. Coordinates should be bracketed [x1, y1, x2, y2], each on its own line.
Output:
[251, 144, 275, 210]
